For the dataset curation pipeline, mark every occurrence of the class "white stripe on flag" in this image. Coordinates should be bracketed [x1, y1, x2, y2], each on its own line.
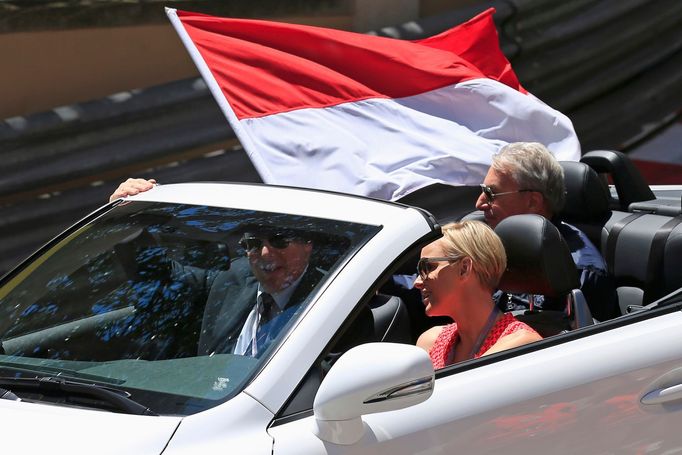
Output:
[240, 79, 579, 200]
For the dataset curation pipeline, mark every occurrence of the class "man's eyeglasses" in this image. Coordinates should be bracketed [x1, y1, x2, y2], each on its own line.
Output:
[479, 184, 537, 204]
[239, 233, 298, 252]
[417, 257, 457, 280]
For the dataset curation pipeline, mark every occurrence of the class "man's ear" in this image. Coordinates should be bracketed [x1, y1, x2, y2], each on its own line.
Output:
[527, 191, 546, 213]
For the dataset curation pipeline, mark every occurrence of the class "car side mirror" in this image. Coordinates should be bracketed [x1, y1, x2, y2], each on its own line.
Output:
[313, 342, 434, 445]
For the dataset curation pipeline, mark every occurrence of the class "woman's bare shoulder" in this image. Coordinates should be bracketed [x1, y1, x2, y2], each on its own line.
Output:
[417, 325, 445, 352]
[484, 327, 542, 356]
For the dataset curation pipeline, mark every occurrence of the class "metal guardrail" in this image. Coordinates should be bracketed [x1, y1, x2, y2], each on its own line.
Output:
[1, 0, 681, 275]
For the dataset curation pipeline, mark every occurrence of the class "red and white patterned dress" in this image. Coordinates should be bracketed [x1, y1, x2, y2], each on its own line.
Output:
[429, 312, 540, 369]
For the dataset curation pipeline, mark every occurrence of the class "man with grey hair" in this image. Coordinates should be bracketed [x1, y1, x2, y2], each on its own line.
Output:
[475, 142, 617, 320]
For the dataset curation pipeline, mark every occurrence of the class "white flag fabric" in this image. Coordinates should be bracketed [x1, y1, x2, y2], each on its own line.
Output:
[167, 8, 580, 200]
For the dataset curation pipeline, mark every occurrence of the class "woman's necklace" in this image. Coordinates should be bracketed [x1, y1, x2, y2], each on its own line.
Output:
[447, 306, 500, 365]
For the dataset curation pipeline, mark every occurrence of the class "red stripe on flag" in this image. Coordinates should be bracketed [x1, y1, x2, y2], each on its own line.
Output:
[176, 8, 517, 119]
[416, 9, 525, 94]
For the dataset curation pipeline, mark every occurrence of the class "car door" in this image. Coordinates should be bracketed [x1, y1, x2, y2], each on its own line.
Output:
[269, 305, 682, 454]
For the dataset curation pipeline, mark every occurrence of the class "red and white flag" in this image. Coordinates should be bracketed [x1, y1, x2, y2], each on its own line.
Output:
[167, 8, 580, 200]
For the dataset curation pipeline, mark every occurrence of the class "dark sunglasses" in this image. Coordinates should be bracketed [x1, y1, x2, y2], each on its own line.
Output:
[417, 257, 457, 280]
[239, 233, 298, 252]
[479, 184, 537, 204]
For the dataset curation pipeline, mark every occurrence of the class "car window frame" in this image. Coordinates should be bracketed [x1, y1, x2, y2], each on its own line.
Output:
[272, 231, 440, 424]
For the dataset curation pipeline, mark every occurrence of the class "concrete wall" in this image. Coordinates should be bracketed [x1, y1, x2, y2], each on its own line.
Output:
[3, 25, 196, 119]
[2, 16, 354, 120]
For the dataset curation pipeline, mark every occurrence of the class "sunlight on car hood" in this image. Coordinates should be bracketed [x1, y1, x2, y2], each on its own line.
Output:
[0, 398, 180, 454]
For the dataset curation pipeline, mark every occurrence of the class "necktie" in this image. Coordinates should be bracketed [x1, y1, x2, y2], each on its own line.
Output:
[259, 292, 278, 326]
[251, 293, 279, 355]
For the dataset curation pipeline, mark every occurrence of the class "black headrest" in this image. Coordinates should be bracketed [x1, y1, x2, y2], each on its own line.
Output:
[330, 294, 411, 351]
[495, 214, 579, 297]
[560, 161, 610, 223]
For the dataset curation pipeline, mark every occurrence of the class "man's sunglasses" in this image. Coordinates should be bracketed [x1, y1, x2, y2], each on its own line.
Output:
[479, 184, 537, 204]
[239, 233, 298, 252]
[417, 257, 457, 280]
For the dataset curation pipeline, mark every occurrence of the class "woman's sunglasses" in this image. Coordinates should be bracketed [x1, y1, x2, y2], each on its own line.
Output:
[417, 257, 457, 280]
[239, 233, 298, 252]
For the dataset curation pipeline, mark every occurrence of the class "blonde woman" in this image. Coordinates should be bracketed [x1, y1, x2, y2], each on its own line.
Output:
[415, 220, 541, 368]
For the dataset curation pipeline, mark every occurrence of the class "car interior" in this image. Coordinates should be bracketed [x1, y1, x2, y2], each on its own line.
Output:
[329, 149, 682, 360]
[582, 150, 682, 314]
[445, 150, 680, 328]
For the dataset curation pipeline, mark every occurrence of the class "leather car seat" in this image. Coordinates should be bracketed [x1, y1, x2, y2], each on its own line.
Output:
[494, 214, 595, 336]
[559, 160, 611, 250]
[602, 211, 682, 313]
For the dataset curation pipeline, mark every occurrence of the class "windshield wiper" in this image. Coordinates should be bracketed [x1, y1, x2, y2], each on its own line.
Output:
[0, 376, 157, 416]
[0, 387, 20, 401]
[0, 360, 125, 385]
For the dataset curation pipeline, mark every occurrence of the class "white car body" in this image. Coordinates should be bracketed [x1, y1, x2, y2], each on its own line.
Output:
[1, 180, 682, 454]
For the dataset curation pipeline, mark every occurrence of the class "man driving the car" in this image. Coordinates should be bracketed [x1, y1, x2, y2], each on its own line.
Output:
[111, 180, 320, 356]
[173, 224, 321, 357]
[222, 226, 318, 356]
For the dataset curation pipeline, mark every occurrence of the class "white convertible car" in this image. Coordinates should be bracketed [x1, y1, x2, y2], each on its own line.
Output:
[0, 151, 681, 454]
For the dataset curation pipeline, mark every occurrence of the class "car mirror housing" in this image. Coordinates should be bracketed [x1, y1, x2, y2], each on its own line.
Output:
[313, 342, 434, 445]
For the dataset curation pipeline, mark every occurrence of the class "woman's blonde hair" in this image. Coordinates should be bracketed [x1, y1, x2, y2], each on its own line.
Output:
[440, 220, 507, 289]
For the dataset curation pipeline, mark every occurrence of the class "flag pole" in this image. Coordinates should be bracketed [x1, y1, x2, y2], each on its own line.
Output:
[164, 8, 276, 183]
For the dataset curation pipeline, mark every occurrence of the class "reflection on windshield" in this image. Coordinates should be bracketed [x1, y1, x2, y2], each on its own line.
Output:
[0, 201, 380, 415]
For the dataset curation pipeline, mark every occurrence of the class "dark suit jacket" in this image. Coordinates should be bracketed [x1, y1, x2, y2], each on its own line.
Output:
[173, 258, 324, 356]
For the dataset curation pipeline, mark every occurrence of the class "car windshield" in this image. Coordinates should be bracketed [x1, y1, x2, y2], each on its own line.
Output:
[0, 201, 380, 415]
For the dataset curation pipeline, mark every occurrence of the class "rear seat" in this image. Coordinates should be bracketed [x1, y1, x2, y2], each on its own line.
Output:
[580, 149, 682, 313]
[601, 211, 682, 313]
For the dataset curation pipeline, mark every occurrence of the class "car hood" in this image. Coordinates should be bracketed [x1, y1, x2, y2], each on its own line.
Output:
[0, 399, 181, 454]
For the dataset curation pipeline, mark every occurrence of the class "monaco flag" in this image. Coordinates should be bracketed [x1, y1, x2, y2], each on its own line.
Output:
[167, 8, 580, 200]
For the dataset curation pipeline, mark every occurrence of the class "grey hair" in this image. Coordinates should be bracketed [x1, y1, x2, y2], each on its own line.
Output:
[491, 142, 566, 214]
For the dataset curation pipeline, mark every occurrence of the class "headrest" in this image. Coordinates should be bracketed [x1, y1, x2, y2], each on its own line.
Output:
[461, 210, 485, 222]
[560, 161, 610, 222]
[495, 214, 579, 297]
